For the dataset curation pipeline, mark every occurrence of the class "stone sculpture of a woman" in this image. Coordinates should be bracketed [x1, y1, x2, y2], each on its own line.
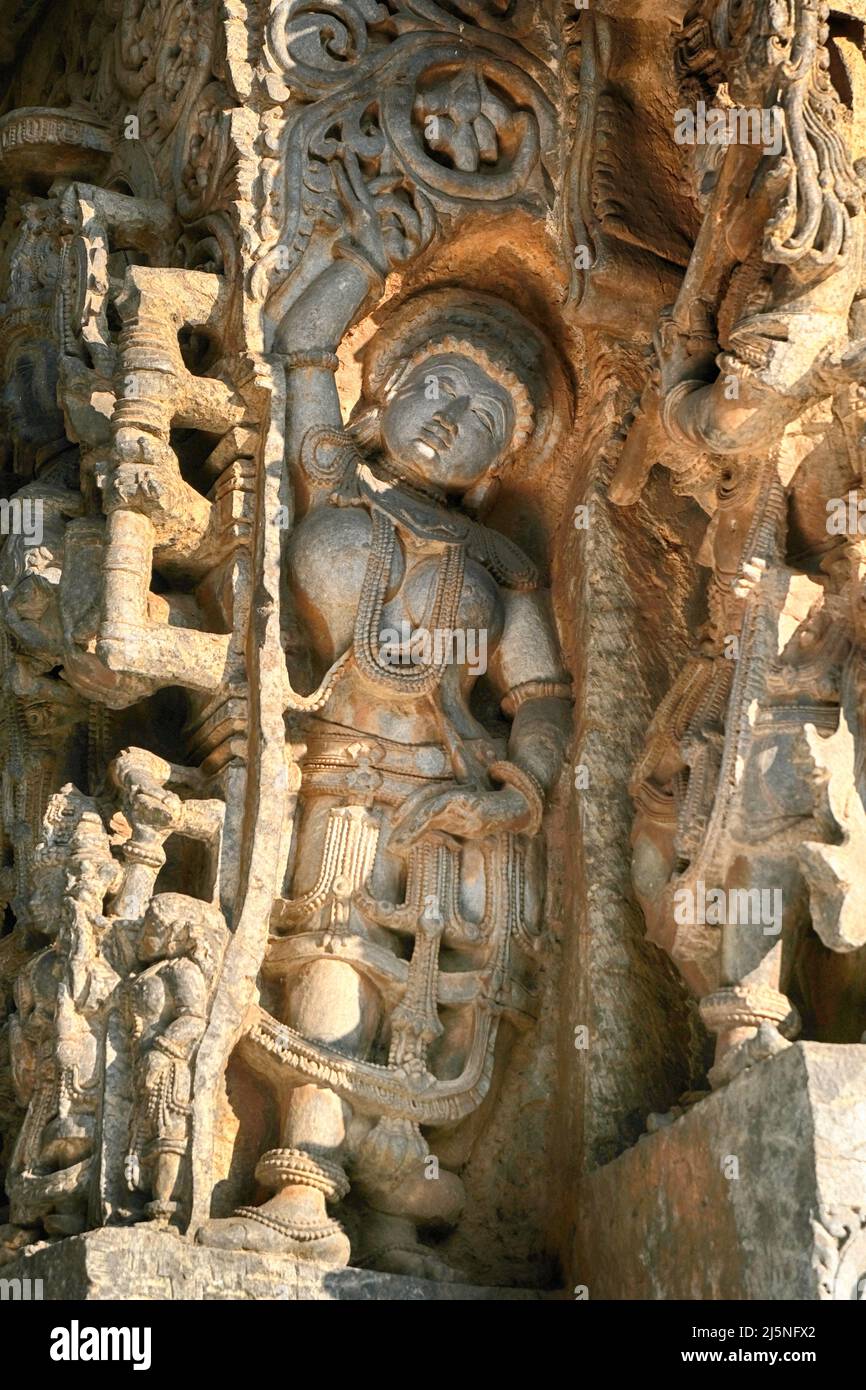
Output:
[199, 161, 573, 1275]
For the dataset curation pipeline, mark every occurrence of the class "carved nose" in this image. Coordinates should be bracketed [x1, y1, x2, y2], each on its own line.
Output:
[436, 397, 469, 431]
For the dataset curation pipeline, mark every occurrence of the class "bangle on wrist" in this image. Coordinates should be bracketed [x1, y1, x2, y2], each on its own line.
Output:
[282, 349, 340, 372]
[660, 378, 706, 449]
[333, 237, 386, 298]
[501, 679, 572, 718]
[487, 760, 545, 835]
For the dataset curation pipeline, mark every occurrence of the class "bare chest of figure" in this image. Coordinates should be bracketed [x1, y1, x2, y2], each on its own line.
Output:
[128, 964, 172, 1034]
[287, 504, 504, 681]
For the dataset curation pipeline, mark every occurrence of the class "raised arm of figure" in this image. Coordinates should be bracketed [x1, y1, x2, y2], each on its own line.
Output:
[275, 150, 431, 472]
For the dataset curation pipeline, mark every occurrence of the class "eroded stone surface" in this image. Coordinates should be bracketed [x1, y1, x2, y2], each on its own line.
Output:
[1, 0, 866, 1302]
[0, 0, 576, 1289]
[0, 1228, 548, 1300]
[578, 1044, 866, 1301]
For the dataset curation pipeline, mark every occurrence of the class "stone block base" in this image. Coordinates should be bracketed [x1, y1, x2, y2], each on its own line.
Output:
[577, 1042, 866, 1299]
[1, 1227, 546, 1300]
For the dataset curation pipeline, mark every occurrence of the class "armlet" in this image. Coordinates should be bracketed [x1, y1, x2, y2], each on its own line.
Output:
[501, 678, 573, 718]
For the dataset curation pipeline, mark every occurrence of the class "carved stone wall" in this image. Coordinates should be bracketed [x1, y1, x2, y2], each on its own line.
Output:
[1, 0, 866, 1302]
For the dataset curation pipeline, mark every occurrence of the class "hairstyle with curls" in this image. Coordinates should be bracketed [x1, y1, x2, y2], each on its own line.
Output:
[679, 0, 864, 283]
[384, 333, 535, 458]
[348, 288, 568, 495]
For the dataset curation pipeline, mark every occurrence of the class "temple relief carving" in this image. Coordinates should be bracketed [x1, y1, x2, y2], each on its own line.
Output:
[610, 0, 866, 1088]
[0, 0, 575, 1287]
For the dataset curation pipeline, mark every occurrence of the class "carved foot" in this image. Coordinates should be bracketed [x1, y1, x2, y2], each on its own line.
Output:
[141, 1199, 180, 1230]
[196, 1193, 350, 1266]
[701, 986, 799, 1089]
[0, 1223, 40, 1266]
[42, 1210, 87, 1236]
[646, 1089, 710, 1131]
[708, 1021, 791, 1089]
[355, 1212, 464, 1283]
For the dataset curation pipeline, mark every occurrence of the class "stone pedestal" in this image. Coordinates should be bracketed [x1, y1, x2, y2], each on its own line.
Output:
[0, 1228, 547, 1301]
[576, 1042, 866, 1300]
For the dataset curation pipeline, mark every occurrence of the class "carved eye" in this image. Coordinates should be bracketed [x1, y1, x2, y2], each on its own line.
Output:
[473, 405, 497, 435]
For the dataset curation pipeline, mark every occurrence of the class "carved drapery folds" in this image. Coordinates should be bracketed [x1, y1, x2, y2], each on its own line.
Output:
[0, 0, 574, 1283]
[7, 0, 866, 1296]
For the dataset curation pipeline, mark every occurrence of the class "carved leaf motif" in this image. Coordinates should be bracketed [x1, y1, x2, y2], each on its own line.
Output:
[266, 0, 390, 99]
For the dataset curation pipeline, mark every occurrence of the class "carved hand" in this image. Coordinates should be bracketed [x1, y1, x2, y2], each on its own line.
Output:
[332, 147, 432, 280]
[331, 149, 390, 279]
[142, 1047, 173, 1090]
[654, 307, 718, 394]
[732, 556, 767, 600]
[126, 782, 183, 833]
[124, 1151, 141, 1191]
[389, 784, 532, 852]
[276, 152, 432, 360]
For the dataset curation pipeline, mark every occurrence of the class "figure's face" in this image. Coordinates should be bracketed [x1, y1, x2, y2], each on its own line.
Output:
[30, 871, 64, 937]
[380, 353, 515, 492]
[2, 341, 64, 446]
[139, 910, 176, 962]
